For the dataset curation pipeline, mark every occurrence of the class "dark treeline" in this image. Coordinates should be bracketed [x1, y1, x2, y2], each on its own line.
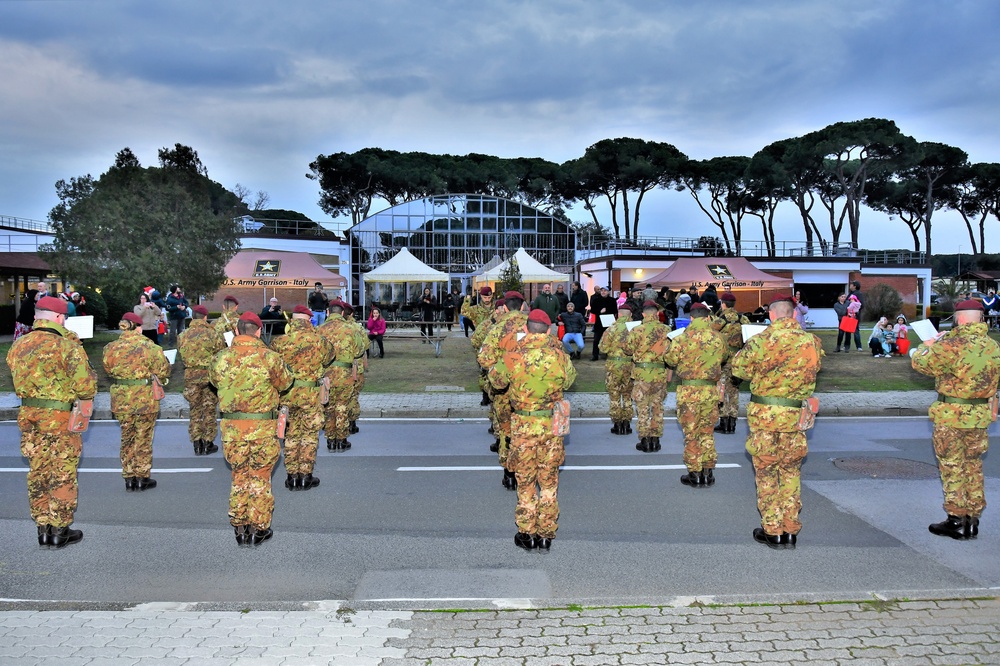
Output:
[308, 119, 1000, 257]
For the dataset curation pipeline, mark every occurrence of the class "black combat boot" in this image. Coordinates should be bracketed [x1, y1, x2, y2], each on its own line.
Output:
[193, 440, 204, 455]
[50, 526, 84, 549]
[535, 536, 552, 551]
[251, 527, 274, 546]
[480, 391, 491, 406]
[285, 474, 298, 491]
[490, 438, 500, 453]
[713, 418, 727, 433]
[339, 438, 352, 451]
[623, 421, 632, 434]
[137, 477, 157, 491]
[965, 515, 980, 539]
[488, 422, 495, 435]
[680, 471, 699, 487]
[928, 515, 967, 540]
[202, 440, 219, 455]
[37, 524, 51, 547]
[727, 417, 737, 434]
[514, 532, 536, 550]
[610, 421, 621, 435]
[502, 469, 517, 491]
[636, 437, 651, 452]
[300, 473, 320, 490]
[651, 437, 661, 452]
[752, 527, 785, 549]
[125, 477, 138, 492]
[350, 421, 359, 434]
[234, 525, 250, 546]
[701, 469, 715, 486]
[781, 532, 797, 548]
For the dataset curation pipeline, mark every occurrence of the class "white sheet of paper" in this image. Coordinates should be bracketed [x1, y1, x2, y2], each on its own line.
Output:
[625, 321, 641, 331]
[667, 327, 687, 340]
[516, 332, 525, 341]
[163, 349, 177, 365]
[910, 319, 939, 342]
[742, 324, 768, 341]
[224, 331, 235, 347]
[63, 315, 94, 339]
[600, 314, 615, 327]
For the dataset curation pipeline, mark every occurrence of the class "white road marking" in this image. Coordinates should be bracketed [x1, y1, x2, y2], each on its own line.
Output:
[0, 468, 213, 473]
[397, 463, 742, 472]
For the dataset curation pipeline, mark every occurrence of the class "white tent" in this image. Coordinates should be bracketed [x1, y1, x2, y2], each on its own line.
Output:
[362, 247, 448, 283]
[476, 248, 568, 284]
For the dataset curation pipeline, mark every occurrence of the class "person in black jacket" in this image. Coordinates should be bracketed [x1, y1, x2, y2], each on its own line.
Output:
[570, 281, 590, 315]
[418, 288, 437, 340]
[13, 288, 39, 340]
[588, 286, 619, 361]
[558, 302, 587, 359]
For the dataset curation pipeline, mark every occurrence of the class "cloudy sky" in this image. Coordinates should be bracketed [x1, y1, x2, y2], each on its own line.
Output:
[1, 0, 997, 253]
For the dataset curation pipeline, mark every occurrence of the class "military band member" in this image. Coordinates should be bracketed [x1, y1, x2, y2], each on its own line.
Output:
[317, 300, 367, 451]
[599, 304, 635, 436]
[178, 304, 225, 455]
[623, 300, 671, 452]
[214, 294, 240, 336]
[712, 292, 749, 434]
[465, 286, 495, 406]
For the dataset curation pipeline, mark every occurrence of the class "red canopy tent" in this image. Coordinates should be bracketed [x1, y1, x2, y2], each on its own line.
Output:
[646, 257, 792, 309]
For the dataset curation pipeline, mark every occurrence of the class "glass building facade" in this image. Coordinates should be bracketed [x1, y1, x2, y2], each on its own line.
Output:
[348, 194, 577, 303]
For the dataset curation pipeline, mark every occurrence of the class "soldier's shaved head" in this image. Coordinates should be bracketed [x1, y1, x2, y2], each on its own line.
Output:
[526, 320, 548, 334]
[956, 309, 983, 325]
[768, 300, 795, 320]
[690, 307, 710, 319]
[237, 320, 260, 336]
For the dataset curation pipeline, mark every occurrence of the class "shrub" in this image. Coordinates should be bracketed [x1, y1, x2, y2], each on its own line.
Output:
[862, 283, 904, 322]
[101, 287, 138, 328]
[77, 287, 107, 327]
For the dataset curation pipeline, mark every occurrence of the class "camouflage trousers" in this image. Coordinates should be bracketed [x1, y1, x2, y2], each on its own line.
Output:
[605, 362, 634, 422]
[283, 401, 324, 475]
[632, 378, 668, 437]
[222, 419, 280, 530]
[719, 361, 741, 418]
[348, 371, 365, 423]
[746, 429, 807, 536]
[18, 407, 81, 528]
[183, 379, 218, 443]
[115, 412, 156, 478]
[491, 388, 514, 467]
[676, 386, 719, 472]
[509, 415, 565, 539]
[932, 424, 989, 517]
[323, 370, 354, 439]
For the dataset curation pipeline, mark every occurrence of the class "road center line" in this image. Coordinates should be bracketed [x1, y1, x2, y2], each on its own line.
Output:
[397, 464, 742, 472]
[0, 468, 213, 474]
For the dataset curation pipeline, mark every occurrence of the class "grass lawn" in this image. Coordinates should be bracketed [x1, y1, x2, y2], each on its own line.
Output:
[0, 327, 956, 394]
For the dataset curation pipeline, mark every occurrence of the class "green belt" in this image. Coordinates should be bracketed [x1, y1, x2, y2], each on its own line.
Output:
[680, 379, 716, 387]
[635, 362, 666, 369]
[937, 394, 989, 405]
[112, 378, 149, 386]
[329, 361, 353, 369]
[292, 379, 322, 388]
[750, 394, 803, 408]
[20, 397, 74, 411]
[221, 411, 278, 420]
[514, 408, 553, 417]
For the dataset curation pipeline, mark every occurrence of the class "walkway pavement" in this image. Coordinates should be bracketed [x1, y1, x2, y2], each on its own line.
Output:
[0, 596, 997, 665]
[0, 390, 939, 421]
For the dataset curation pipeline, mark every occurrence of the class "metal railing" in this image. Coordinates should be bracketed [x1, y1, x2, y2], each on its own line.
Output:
[0, 215, 53, 234]
[233, 216, 339, 237]
[0, 234, 53, 252]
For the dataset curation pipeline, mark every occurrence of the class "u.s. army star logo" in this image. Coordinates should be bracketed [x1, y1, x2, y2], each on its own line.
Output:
[254, 260, 281, 277]
[707, 264, 734, 280]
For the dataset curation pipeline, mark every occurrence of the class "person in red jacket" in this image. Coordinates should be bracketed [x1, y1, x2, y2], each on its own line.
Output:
[366, 306, 387, 358]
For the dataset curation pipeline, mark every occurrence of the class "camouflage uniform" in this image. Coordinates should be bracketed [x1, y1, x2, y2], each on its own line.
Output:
[214, 309, 240, 337]
[317, 315, 367, 448]
[712, 307, 750, 422]
[664, 316, 727, 480]
[210, 335, 294, 532]
[470, 302, 498, 401]
[599, 310, 635, 431]
[623, 312, 671, 447]
[347, 317, 368, 429]
[489, 332, 576, 539]
[912, 321, 1000, 530]
[6, 320, 97, 531]
[479, 310, 529, 466]
[103, 329, 171, 482]
[269, 318, 335, 478]
[178, 318, 226, 449]
[731, 317, 822, 539]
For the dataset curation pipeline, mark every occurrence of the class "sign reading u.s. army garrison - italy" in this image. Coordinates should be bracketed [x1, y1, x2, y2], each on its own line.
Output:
[221, 278, 311, 287]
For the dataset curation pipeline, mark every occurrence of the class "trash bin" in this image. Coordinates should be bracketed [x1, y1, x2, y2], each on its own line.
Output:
[674, 318, 691, 329]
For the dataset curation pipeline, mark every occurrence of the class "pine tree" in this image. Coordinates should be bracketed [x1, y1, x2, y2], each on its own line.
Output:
[498, 257, 524, 296]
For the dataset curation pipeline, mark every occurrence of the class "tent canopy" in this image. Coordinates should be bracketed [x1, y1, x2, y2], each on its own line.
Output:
[477, 248, 568, 283]
[646, 257, 791, 291]
[363, 247, 448, 283]
[221, 250, 346, 288]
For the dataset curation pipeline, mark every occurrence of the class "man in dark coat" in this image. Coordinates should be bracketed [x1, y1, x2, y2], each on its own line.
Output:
[589, 286, 619, 361]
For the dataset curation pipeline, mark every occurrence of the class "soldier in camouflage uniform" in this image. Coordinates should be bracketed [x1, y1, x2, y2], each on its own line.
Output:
[489, 309, 576, 551]
[214, 294, 240, 336]
[475, 296, 505, 446]
[623, 300, 672, 452]
[178, 305, 225, 455]
[211, 311, 294, 546]
[464, 286, 495, 406]
[598, 304, 635, 436]
[664, 303, 727, 487]
[479, 292, 528, 487]
[912, 298, 1000, 540]
[103, 312, 171, 492]
[270, 305, 335, 491]
[342, 302, 366, 436]
[317, 300, 367, 451]
[731, 296, 823, 549]
[712, 292, 749, 434]
[6, 296, 97, 548]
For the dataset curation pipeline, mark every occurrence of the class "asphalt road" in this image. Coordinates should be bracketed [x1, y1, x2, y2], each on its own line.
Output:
[0, 416, 996, 609]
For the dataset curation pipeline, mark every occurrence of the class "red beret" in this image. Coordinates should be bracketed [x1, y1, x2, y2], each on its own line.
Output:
[341, 302, 354, 313]
[504, 291, 524, 301]
[769, 293, 795, 306]
[690, 302, 709, 311]
[239, 311, 262, 327]
[720, 292, 736, 303]
[642, 300, 658, 308]
[37, 295, 67, 314]
[122, 312, 143, 325]
[192, 305, 209, 316]
[618, 303, 633, 312]
[479, 286, 492, 296]
[955, 299, 985, 312]
[328, 299, 344, 309]
[223, 295, 239, 305]
[292, 305, 312, 316]
[528, 309, 551, 326]
[494, 297, 506, 307]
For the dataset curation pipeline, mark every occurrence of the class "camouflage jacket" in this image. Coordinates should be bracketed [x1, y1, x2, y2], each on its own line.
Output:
[316, 317, 367, 364]
[7, 319, 97, 406]
[269, 318, 336, 407]
[178, 319, 226, 384]
[478, 310, 529, 370]
[623, 313, 671, 382]
[731, 317, 823, 431]
[664, 316, 727, 383]
[712, 307, 750, 352]
[214, 309, 240, 336]
[346, 317, 369, 377]
[470, 305, 503, 350]
[911, 322, 1000, 428]
[463, 299, 494, 328]
[489, 332, 576, 428]
[210, 335, 294, 415]
[599, 312, 635, 366]
[103, 329, 171, 414]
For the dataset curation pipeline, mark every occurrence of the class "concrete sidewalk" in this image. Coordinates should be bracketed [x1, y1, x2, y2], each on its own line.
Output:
[0, 596, 997, 665]
[0, 390, 938, 421]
